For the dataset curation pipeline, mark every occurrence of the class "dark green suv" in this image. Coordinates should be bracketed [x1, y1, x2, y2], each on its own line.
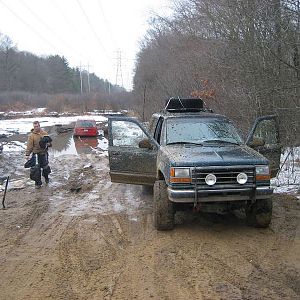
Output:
[108, 98, 281, 230]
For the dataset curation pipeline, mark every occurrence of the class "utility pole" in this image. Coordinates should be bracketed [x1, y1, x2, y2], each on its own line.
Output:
[87, 64, 91, 93]
[79, 63, 83, 94]
[78, 64, 91, 94]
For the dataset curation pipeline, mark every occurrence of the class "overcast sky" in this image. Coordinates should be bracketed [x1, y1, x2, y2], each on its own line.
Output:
[0, 0, 171, 90]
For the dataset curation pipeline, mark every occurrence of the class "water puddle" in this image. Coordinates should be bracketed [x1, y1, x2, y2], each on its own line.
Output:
[49, 131, 108, 157]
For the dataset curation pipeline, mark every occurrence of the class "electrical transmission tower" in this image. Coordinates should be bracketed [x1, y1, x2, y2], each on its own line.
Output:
[115, 49, 124, 87]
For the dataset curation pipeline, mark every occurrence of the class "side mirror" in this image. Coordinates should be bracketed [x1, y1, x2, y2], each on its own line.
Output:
[138, 138, 153, 150]
[249, 137, 265, 147]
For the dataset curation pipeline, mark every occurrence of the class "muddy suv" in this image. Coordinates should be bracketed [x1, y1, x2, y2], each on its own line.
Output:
[108, 98, 281, 230]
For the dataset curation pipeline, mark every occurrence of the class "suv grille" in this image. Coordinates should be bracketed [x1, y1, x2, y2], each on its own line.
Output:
[192, 166, 255, 189]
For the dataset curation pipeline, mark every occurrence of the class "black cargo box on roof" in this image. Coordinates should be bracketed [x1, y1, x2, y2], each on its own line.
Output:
[165, 97, 204, 112]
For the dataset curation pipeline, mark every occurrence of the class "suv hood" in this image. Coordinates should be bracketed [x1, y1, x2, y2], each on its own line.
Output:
[162, 144, 268, 167]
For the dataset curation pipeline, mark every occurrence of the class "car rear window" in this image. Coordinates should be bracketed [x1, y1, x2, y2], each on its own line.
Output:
[76, 120, 96, 128]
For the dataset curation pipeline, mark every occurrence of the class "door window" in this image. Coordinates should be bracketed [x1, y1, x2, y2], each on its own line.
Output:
[252, 119, 279, 147]
[111, 120, 147, 147]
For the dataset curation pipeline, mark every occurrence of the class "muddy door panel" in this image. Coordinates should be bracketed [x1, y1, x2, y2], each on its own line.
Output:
[108, 117, 158, 185]
[246, 115, 281, 177]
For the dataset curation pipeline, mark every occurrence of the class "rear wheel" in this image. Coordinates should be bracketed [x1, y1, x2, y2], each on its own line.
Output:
[246, 199, 272, 228]
[154, 180, 174, 230]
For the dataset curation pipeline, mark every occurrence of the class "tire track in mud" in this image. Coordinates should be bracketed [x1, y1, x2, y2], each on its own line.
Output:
[240, 195, 300, 299]
[150, 231, 240, 300]
[97, 214, 158, 300]
[0, 190, 50, 255]
[108, 203, 300, 300]
[55, 213, 142, 299]
[0, 189, 72, 300]
[55, 214, 131, 299]
[56, 217, 83, 299]
[174, 206, 300, 299]
[90, 212, 206, 299]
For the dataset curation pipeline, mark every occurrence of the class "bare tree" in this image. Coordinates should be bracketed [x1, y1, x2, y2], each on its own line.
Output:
[133, 0, 300, 140]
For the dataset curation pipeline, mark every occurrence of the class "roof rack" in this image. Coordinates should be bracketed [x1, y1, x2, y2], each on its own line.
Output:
[164, 97, 213, 113]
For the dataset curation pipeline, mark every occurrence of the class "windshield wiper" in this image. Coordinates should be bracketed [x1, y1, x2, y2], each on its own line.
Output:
[202, 139, 240, 145]
[167, 141, 203, 146]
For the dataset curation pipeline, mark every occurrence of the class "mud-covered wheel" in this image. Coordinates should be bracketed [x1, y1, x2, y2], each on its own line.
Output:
[154, 180, 174, 230]
[246, 199, 272, 228]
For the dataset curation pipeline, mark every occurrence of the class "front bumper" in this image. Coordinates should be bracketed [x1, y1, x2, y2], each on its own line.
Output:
[167, 186, 273, 203]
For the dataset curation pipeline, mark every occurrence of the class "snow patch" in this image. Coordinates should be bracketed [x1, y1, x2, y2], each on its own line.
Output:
[3, 141, 26, 152]
[271, 147, 300, 194]
[0, 114, 107, 136]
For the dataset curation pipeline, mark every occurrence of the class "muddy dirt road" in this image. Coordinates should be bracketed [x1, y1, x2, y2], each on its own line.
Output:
[0, 151, 300, 299]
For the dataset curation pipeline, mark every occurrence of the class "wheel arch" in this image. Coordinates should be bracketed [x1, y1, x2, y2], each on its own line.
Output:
[157, 169, 165, 181]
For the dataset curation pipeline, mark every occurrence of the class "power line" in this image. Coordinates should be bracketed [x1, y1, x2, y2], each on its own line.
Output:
[0, 0, 59, 53]
[97, 0, 118, 49]
[52, 0, 82, 34]
[75, 0, 112, 63]
[0, 0, 116, 86]
[51, 0, 91, 58]
[19, 0, 89, 62]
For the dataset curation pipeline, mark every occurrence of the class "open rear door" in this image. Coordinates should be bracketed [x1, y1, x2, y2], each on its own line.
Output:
[246, 115, 281, 177]
[108, 116, 158, 185]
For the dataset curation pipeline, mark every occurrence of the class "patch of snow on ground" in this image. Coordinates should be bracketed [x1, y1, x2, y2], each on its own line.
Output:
[3, 141, 26, 152]
[0, 114, 107, 136]
[97, 137, 108, 151]
[24, 107, 47, 115]
[271, 147, 300, 194]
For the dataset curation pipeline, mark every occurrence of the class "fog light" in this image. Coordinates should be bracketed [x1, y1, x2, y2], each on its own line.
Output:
[205, 174, 217, 186]
[237, 172, 248, 184]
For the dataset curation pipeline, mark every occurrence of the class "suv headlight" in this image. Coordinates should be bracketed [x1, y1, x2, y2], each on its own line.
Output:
[255, 165, 270, 181]
[170, 167, 191, 183]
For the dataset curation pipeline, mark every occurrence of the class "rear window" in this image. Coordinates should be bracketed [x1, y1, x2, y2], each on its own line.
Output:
[76, 120, 96, 128]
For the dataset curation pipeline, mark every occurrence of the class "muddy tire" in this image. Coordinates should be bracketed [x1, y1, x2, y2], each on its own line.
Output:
[246, 199, 272, 228]
[154, 180, 174, 230]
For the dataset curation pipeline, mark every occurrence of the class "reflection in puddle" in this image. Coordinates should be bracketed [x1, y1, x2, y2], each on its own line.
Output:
[74, 137, 98, 154]
[50, 131, 108, 157]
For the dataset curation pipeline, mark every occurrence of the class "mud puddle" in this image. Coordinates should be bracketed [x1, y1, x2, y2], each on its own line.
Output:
[0, 127, 108, 193]
[49, 131, 108, 157]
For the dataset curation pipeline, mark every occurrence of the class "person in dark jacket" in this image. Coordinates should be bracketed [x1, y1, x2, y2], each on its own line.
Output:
[25, 120, 52, 188]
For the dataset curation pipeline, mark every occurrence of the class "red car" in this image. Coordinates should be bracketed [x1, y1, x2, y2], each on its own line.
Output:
[73, 119, 98, 137]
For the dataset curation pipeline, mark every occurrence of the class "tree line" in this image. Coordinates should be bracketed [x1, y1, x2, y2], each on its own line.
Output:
[0, 33, 131, 112]
[133, 0, 300, 144]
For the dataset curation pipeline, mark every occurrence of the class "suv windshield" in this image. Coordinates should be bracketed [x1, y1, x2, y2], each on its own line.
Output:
[166, 117, 243, 145]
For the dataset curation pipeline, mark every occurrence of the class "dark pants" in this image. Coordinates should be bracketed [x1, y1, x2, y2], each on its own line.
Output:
[30, 153, 51, 186]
